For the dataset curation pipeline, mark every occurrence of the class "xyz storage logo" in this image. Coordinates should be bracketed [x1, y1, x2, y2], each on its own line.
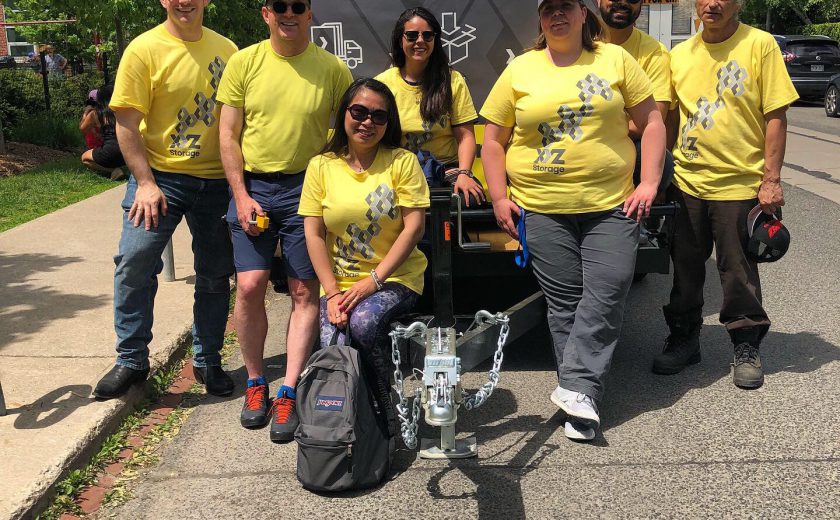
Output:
[169, 56, 226, 158]
[534, 73, 613, 174]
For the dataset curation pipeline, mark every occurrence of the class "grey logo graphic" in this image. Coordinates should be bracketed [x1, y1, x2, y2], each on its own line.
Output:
[404, 116, 447, 152]
[533, 73, 612, 174]
[311, 22, 363, 69]
[170, 57, 226, 152]
[335, 184, 398, 273]
[681, 60, 747, 153]
[441, 12, 476, 65]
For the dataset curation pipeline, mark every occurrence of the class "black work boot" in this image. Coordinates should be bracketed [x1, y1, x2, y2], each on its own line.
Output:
[193, 365, 235, 396]
[730, 327, 765, 389]
[652, 315, 701, 375]
[94, 365, 149, 399]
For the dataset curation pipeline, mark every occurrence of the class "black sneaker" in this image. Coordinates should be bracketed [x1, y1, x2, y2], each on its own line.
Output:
[240, 381, 270, 428]
[733, 342, 764, 389]
[269, 389, 298, 443]
[652, 333, 701, 375]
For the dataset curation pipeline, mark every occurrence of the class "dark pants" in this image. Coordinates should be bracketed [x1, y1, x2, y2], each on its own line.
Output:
[664, 187, 770, 336]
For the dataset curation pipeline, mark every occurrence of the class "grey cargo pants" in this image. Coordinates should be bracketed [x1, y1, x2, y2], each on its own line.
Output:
[525, 208, 639, 401]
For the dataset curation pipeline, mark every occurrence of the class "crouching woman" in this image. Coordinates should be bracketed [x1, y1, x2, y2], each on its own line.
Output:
[299, 77, 430, 436]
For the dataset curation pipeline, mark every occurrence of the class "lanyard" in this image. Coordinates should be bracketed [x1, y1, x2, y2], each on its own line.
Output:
[514, 207, 529, 268]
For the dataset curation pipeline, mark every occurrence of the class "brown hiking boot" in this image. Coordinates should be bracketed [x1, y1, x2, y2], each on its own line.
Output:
[732, 342, 764, 389]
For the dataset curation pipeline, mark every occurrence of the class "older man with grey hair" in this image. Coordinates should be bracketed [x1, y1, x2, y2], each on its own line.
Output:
[656, 0, 797, 389]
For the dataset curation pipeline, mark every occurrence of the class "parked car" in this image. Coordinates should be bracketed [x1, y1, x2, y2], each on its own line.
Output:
[0, 56, 16, 69]
[774, 35, 840, 100]
[826, 74, 840, 117]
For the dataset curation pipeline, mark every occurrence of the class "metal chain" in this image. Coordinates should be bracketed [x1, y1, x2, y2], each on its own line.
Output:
[389, 322, 426, 450]
[463, 312, 510, 410]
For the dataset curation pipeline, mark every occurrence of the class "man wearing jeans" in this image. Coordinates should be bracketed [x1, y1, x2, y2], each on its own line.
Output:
[217, 0, 352, 442]
[94, 0, 238, 399]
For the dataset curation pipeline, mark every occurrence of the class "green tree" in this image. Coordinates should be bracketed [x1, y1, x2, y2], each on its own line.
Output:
[7, 1, 267, 60]
[742, 0, 840, 32]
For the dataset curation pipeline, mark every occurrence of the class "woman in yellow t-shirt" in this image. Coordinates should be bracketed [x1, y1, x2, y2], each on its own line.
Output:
[480, 0, 665, 442]
[374, 7, 484, 206]
[299, 77, 430, 435]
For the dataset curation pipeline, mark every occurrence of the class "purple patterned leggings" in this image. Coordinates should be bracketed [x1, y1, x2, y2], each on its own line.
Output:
[319, 282, 419, 435]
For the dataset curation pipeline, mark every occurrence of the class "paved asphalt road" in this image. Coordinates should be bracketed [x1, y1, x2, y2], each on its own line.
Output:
[787, 103, 840, 136]
[101, 182, 840, 519]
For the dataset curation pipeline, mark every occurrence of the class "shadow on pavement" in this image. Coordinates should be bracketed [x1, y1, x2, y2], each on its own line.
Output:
[11, 384, 94, 429]
[0, 252, 109, 353]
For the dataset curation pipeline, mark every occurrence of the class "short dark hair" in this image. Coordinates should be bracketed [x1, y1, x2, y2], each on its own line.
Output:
[323, 78, 403, 156]
[388, 7, 452, 125]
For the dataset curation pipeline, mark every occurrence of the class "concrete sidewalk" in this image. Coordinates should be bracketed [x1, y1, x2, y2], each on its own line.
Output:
[0, 123, 836, 519]
[0, 185, 199, 520]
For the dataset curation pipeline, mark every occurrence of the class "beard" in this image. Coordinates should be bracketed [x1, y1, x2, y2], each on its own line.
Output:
[602, 6, 638, 30]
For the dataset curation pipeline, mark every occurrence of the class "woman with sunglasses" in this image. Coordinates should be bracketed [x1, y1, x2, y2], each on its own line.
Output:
[299, 77, 429, 437]
[375, 7, 484, 206]
[481, 0, 665, 442]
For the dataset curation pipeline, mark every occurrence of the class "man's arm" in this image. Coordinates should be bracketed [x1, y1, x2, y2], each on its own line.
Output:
[114, 107, 167, 230]
[759, 106, 788, 215]
[219, 103, 262, 236]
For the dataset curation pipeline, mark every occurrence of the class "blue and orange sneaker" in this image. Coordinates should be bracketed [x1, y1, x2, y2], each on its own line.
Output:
[269, 385, 298, 443]
[240, 377, 270, 428]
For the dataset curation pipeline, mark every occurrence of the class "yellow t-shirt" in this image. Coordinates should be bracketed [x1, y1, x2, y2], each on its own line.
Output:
[670, 24, 799, 200]
[299, 147, 430, 295]
[375, 67, 477, 165]
[620, 28, 672, 104]
[111, 24, 237, 178]
[216, 42, 353, 174]
[480, 44, 653, 214]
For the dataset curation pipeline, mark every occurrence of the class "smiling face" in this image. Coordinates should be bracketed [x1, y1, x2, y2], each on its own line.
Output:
[160, 0, 209, 31]
[401, 16, 435, 67]
[344, 88, 388, 152]
[695, 0, 741, 30]
[599, 0, 642, 30]
[539, 0, 587, 43]
[262, 1, 313, 44]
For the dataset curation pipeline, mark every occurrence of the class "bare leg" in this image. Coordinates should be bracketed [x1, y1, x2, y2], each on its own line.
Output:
[234, 269, 271, 380]
[283, 277, 319, 389]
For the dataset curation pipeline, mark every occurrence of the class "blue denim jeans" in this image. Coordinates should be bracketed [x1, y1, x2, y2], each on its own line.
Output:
[113, 171, 233, 370]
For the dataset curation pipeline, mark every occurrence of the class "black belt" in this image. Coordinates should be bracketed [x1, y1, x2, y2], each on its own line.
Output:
[244, 170, 304, 181]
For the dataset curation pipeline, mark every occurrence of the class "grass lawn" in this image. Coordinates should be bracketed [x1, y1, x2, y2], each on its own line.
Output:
[0, 158, 122, 233]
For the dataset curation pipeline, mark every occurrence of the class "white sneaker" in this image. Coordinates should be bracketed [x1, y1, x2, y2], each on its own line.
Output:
[564, 420, 595, 441]
[550, 385, 600, 428]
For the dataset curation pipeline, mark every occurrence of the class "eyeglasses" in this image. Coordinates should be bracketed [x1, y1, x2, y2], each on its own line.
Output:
[348, 104, 389, 126]
[269, 1, 308, 15]
[403, 30, 436, 43]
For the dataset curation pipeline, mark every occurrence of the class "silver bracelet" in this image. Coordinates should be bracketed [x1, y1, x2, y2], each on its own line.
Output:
[370, 269, 384, 291]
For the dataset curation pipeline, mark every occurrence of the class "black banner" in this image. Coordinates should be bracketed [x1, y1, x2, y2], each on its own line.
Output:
[311, 0, 542, 108]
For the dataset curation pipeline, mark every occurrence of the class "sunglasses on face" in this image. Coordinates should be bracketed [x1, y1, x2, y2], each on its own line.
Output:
[348, 104, 389, 126]
[269, 1, 308, 15]
[403, 30, 436, 43]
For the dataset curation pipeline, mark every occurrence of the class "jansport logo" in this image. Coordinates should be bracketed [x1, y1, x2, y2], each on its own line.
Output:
[315, 395, 345, 411]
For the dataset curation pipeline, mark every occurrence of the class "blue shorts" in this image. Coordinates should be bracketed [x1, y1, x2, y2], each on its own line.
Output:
[226, 172, 315, 279]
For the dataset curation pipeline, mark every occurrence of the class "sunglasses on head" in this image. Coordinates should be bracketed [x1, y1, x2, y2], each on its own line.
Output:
[348, 104, 389, 126]
[403, 30, 436, 43]
[269, 1, 308, 15]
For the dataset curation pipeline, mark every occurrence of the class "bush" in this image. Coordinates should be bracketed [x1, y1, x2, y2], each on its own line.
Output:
[0, 68, 48, 132]
[8, 113, 84, 150]
[801, 23, 840, 42]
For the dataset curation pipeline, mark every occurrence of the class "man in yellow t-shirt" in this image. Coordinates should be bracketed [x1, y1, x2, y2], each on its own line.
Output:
[598, 0, 674, 191]
[216, 0, 353, 442]
[655, 0, 798, 390]
[94, 0, 238, 400]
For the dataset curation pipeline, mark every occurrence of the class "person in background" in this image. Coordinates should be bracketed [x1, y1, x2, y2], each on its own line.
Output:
[80, 89, 104, 150]
[300, 77, 429, 439]
[43, 46, 67, 77]
[80, 84, 126, 180]
[654, 0, 798, 389]
[375, 7, 484, 206]
[481, 0, 665, 441]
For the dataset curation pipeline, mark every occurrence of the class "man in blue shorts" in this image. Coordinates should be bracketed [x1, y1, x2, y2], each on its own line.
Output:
[217, 0, 352, 442]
